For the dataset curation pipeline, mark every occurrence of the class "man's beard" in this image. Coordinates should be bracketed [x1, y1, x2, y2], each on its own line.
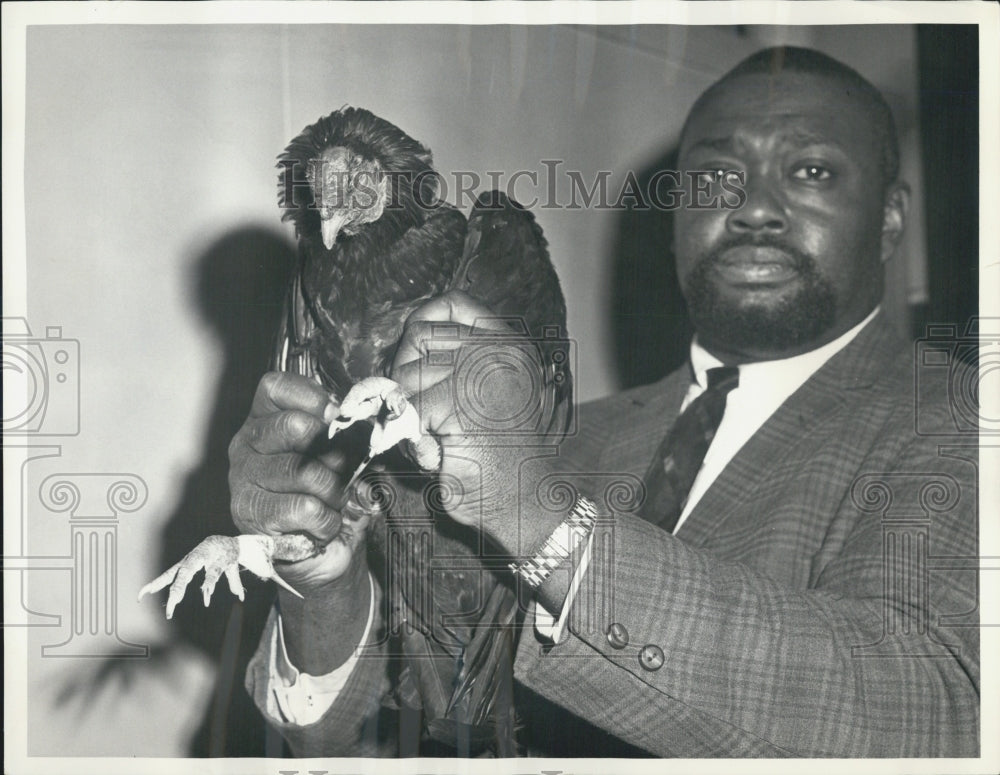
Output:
[682, 236, 837, 353]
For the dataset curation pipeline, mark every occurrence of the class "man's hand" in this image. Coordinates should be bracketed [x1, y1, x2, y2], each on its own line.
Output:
[390, 292, 565, 556]
[228, 371, 372, 596]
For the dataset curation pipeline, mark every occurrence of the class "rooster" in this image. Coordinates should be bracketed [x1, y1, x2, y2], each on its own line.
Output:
[141, 107, 571, 755]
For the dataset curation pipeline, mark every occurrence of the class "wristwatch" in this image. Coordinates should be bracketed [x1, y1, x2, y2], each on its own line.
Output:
[508, 495, 598, 588]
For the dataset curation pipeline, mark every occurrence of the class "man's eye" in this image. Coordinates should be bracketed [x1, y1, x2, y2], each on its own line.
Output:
[694, 168, 737, 185]
[791, 164, 833, 182]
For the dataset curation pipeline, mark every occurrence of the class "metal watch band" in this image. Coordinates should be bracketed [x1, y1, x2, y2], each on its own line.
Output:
[509, 495, 598, 588]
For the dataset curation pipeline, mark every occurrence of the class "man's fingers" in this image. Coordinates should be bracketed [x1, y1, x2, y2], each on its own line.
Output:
[405, 290, 506, 329]
[241, 410, 330, 456]
[391, 319, 477, 378]
[390, 345, 458, 397]
[317, 447, 350, 473]
[249, 371, 336, 420]
[405, 377, 461, 443]
[243, 452, 343, 510]
[392, 292, 512, 374]
[231, 487, 343, 545]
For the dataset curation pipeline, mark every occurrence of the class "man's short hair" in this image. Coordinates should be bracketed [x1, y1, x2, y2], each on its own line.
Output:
[683, 46, 901, 189]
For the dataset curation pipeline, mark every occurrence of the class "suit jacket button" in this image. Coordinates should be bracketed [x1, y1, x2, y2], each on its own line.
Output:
[639, 644, 665, 671]
[606, 622, 629, 649]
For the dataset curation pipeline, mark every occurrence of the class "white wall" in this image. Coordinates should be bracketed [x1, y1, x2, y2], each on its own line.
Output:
[12, 23, 922, 755]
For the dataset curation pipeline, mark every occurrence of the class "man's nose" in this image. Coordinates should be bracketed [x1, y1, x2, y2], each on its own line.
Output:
[727, 177, 787, 234]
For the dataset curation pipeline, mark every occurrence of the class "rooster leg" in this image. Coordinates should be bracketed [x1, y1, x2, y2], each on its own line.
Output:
[139, 533, 318, 618]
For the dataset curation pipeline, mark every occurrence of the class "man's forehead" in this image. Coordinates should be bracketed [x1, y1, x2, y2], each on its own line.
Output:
[684, 123, 848, 155]
[680, 71, 880, 154]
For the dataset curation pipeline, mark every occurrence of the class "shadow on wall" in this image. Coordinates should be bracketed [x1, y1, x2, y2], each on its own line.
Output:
[609, 145, 692, 389]
[162, 227, 296, 756]
[52, 227, 295, 756]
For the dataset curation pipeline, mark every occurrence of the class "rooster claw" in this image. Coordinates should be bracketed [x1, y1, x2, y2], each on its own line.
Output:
[139, 534, 307, 619]
[327, 376, 441, 470]
[328, 377, 406, 439]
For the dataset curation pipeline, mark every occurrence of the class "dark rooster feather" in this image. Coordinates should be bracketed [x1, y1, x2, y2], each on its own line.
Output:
[273, 107, 571, 755]
[276, 107, 469, 394]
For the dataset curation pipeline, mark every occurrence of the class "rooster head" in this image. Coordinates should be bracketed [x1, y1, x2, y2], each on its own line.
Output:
[278, 107, 442, 249]
[306, 146, 389, 248]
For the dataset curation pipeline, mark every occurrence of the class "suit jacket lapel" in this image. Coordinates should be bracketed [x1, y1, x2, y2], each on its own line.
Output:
[596, 369, 692, 479]
[674, 313, 903, 548]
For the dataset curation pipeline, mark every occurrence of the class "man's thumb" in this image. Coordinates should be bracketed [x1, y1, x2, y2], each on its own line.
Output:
[402, 378, 453, 471]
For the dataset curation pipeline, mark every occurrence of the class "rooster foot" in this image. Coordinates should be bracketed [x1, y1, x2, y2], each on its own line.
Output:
[138, 533, 318, 618]
[329, 376, 441, 470]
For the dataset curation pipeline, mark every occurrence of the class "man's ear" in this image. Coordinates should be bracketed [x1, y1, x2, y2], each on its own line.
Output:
[880, 182, 911, 263]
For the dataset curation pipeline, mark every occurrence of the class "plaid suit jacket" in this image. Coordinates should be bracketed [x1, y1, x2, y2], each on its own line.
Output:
[514, 313, 980, 756]
[246, 313, 980, 757]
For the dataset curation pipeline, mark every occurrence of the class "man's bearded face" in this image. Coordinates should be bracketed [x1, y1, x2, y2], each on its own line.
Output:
[682, 233, 837, 353]
[673, 70, 896, 362]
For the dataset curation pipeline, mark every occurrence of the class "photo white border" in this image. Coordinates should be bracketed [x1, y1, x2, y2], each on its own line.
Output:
[3, 2, 997, 774]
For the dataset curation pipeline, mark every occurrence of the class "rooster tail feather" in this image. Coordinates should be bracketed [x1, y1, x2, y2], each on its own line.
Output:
[444, 582, 520, 721]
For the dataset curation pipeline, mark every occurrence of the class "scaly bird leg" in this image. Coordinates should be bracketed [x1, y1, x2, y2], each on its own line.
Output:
[138, 533, 319, 618]
[343, 453, 373, 495]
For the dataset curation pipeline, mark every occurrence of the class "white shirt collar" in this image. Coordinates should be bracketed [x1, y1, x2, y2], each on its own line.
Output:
[672, 306, 881, 532]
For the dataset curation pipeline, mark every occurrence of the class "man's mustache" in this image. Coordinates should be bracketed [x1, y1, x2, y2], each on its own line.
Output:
[697, 235, 814, 270]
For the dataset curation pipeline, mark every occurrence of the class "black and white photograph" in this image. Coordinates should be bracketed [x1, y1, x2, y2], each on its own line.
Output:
[3, 2, 998, 773]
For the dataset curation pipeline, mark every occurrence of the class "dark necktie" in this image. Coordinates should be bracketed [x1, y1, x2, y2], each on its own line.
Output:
[639, 365, 739, 532]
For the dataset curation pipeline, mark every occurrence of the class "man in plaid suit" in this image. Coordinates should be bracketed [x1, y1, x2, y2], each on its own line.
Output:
[235, 47, 980, 757]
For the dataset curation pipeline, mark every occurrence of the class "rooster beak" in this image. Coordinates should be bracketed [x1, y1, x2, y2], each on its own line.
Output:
[321, 211, 351, 249]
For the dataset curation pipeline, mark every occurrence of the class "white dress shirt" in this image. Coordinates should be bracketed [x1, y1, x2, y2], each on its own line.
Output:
[268, 308, 881, 718]
[674, 306, 881, 531]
